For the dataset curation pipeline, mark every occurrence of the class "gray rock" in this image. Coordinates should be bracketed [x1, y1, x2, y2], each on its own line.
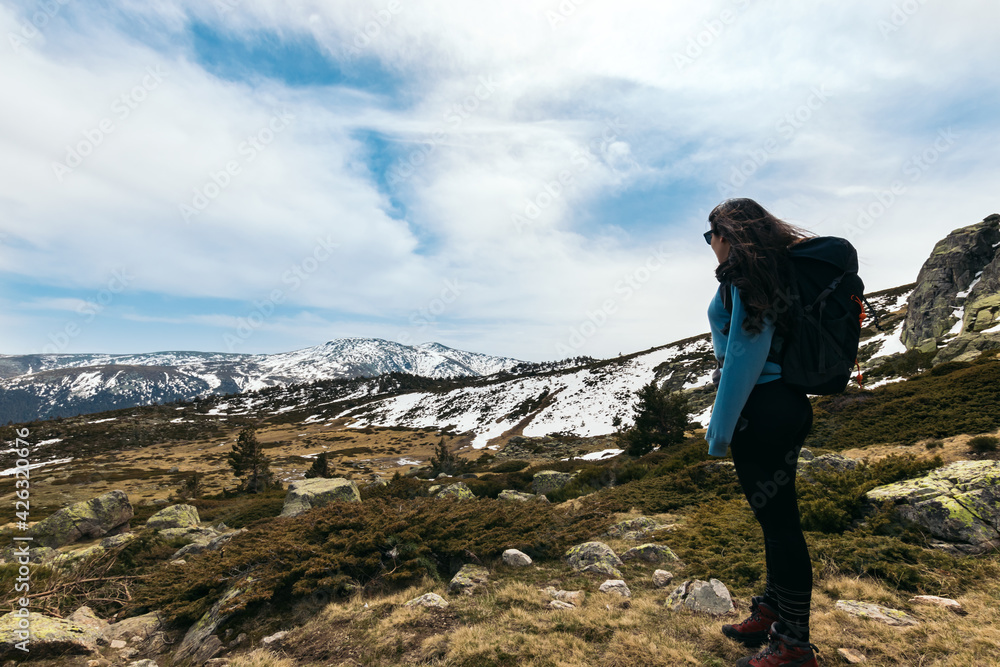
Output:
[620, 543, 680, 564]
[532, 470, 574, 495]
[539, 587, 585, 606]
[602, 516, 668, 539]
[145, 504, 200, 530]
[599, 579, 631, 597]
[550, 600, 576, 609]
[502, 548, 532, 566]
[104, 610, 165, 643]
[67, 606, 110, 638]
[404, 592, 449, 608]
[498, 489, 544, 502]
[171, 528, 247, 561]
[0, 611, 101, 658]
[564, 541, 623, 578]
[652, 570, 674, 588]
[666, 579, 735, 616]
[27, 490, 133, 549]
[909, 595, 965, 614]
[798, 453, 859, 481]
[280, 478, 361, 517]
[865, 460, 1000, 553]
[173, 579, 251, 664]
[100, 533, 139, 549]
[834, 600, 919, 626]
[261, 630, 288, 645]
[448, 564, 490, 596]
[125, 660, 161, 667]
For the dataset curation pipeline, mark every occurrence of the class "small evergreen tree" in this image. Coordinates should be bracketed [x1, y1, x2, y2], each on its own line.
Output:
[616, 380, 691, 457]
[428, 437, 470, 477]
[178, 471, 203, 500]
[228, 426, 277, 493]
[304, 451, 331, 478]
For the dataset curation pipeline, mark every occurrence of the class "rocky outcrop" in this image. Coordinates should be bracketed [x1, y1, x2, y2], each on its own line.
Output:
[497, 489, 549, 503]
[174, 578, 251, 665]
[0, 611, 103, 658]
[532, 470, 575, 495]
[901, 215, 1000, 355]
[437, 481, 475, 499]
[448, 564, 490, 595]
[145, 504, 200, 530]
[27, 490, 133, 549]
[865, 460, 1000, 553]
[279, 478, 361, 518]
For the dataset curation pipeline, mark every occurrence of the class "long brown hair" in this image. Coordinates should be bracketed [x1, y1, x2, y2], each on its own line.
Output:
[709, 198, 815, 338]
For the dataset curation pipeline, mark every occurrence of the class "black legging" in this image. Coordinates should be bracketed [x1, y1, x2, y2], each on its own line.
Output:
[729, 376, 814, 640]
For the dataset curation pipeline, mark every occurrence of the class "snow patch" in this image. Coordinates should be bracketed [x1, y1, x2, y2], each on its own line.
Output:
[1, 457, 74, 476]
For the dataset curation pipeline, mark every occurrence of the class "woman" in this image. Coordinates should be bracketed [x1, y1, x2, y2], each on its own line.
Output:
[704, 198, 820, 667]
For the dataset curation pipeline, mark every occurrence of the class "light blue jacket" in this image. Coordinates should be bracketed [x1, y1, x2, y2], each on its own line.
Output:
[706, 283, 783, 457]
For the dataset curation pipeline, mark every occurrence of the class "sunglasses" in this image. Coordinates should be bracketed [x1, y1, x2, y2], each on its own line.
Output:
[703, 230, 714, 245]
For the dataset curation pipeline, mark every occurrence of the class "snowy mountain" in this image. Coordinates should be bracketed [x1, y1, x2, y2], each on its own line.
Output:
[0, 338, 529, 423]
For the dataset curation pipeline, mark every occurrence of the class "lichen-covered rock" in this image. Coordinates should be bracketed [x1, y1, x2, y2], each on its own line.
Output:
[156, 526, 221, 547]
[865, 460, 1000, 553]
[621, 543, 680, 564]
[173, 579, 251, 664]
[170, 528, 247, 561]
[404, 592, 449, 608]
[666, 579, 735, 616]
[798, 453, 859, 481]
[502, 548, 532, 566]
[834, 600, 919, 626]
[599, 580, 631, 597]
[104, 610, 165, 643]
[0, 611, 101, 658]
[532, 470, 574, 495]
[0, 545, 56, 564]
[448, 564, 490, 595]
[279, 478, 360, 518]
[437, 481, 475, 499]
[51, 544, 105, 569]
[66, 606, 109, 638]
[602, 516, 668, 539]
[145, 504, 200, 531]
[27, 490, 133, 549]
[498, 489, 548, 502]
[100, 533, 139, 549]
[563, 542, 623, 578]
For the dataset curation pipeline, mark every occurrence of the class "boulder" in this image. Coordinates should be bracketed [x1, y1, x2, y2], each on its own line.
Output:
[170, 528, 247, 561]
[27, 490, 133, 549]
[798, 453, 859, 481]
[564, 541, 623, 578]
[0, 611, 102, 658]
[448, 564, 490, 596]
[599, 580, 631, 597]
[51, 544, 106, 569]
[865, 460, 1000, 553]
[173, 579, 251, 664]
[404, 593, 449, 609]
[834, 600, 918, 627]
[601, 516, 668, 539]
[104, 610, 166, 643]
[101, 533, 139, 549]
[156, 526, 222, 547]
[502, 549, 532, 566]
[437, 481, 475, 499]
[531, 470, 574, 495]
[652, 570, 674, 588]
[620, 543, 680, 564]
[145, 504, 200, 530]
[666, 579, 735, 616]
[67, 606, 110, 638]
[280, 478, 360, 517]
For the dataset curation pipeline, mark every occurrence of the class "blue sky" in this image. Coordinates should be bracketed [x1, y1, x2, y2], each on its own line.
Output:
[1, 0, 999, 362]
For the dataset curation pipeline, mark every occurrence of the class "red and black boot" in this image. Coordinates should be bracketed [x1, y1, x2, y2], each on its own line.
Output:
[722, 596, 779, 648]
[736, 621, 820, 667]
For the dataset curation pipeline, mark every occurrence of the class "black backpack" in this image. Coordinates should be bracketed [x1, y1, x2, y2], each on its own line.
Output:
[721, 236, 882, 395]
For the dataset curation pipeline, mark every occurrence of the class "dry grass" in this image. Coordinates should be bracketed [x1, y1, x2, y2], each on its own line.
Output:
[249, 565, 1000, 667]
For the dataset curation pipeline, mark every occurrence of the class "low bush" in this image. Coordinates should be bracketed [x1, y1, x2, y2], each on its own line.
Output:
[968, 435, 999, 453]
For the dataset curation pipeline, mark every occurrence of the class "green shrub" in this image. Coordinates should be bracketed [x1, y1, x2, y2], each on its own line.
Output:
[925, 440, 944, 450]
[488, 459, 530, 473]
[968, 435, 999, 453]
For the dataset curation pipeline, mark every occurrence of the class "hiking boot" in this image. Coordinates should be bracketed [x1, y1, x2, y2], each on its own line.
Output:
[736, 621, 819, 667]
[722, 596, 779, 648]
